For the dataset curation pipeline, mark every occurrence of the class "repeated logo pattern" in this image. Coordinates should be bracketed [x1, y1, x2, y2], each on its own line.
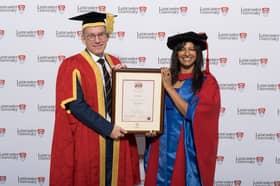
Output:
[0, 1, 279, 185]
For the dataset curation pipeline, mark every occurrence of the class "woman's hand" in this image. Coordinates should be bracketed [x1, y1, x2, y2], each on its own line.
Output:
[145, 130, 158, 138]
[161, 67, 172, 90]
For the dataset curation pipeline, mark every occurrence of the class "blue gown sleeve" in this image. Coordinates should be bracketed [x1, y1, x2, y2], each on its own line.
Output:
[66, 77, 114, 137]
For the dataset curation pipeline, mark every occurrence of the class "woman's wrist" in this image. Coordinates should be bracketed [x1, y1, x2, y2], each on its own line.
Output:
[165, 86, 174, 93]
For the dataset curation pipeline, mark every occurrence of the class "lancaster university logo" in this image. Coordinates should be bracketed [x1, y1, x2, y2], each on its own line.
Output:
[18, 4, 26, 13]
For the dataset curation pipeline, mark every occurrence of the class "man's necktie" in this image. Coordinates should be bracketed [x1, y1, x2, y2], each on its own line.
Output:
[97, 58, 112, 117]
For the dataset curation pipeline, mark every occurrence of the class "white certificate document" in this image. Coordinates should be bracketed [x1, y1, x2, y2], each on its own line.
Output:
[122, 80, 154, 122]
[112, 69, 164, 133]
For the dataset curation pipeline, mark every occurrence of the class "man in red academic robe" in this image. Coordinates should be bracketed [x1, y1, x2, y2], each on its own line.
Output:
[50, 11, 140, 186]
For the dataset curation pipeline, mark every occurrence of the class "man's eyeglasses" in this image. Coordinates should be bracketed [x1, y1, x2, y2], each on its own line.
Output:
[84, 32, 107, 41]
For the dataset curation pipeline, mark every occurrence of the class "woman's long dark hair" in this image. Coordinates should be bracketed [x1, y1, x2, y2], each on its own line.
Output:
[170, 41, 204, 94]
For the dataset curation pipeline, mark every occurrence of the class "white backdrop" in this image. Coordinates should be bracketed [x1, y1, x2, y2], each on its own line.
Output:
[0, 1, 280, 186]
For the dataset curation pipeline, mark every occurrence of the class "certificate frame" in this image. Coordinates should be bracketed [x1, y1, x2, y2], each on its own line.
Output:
[112, 68, 164, 134]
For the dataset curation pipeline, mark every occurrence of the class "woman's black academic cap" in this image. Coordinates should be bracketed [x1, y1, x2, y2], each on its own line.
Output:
[167, 31, 208, 50]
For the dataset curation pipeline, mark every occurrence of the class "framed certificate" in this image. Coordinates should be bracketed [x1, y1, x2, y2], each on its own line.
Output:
[112, 68, 164, 133]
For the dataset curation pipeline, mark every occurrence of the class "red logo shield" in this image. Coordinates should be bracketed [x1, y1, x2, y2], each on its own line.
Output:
[219, 57, 228, 65]
[0, 128, 6, 136]
[239, 32, 247, 41]
[98, 5, 106, 12]
[38, 177, 45, 185]
[260, 58, 268, 65]
[18, 4, 26, 13]
[37, 80, 45, 88]
[220, 107, 226, 115]
[234, 180, 241, 186]
[237, 82, 246, 90]
[221, 7, 229, 15]
[0, 79, 5, 88]
[138, 56, 146, 63]
[37, 128, 45, 137]
[18, 104, 27, 112]
[58, 5, 66, 13]
[37, 29, 45, 39]
[0, 176, 6, 184]
[58, 55, 66, 62]
[117, 31, 125, 40]
[0, 29, 5, 39]
[258, 107, 266, 116]
[276, 133, 280, 141]
[256, 156, 264, 165]
[19, 152, 27, 161]
[139, 6, 147, 15]
[236, 132, 244, 140]
[157, 32, 166, 40]
[18, 54, 26, 63]
[77, 31, 82, 38]
[216, 155, 224, 164]
[180, 6, 188, 15]
[262, 7, 270, 16]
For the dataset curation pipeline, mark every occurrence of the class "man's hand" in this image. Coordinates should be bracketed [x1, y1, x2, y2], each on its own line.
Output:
[110, 125, 127, 139]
